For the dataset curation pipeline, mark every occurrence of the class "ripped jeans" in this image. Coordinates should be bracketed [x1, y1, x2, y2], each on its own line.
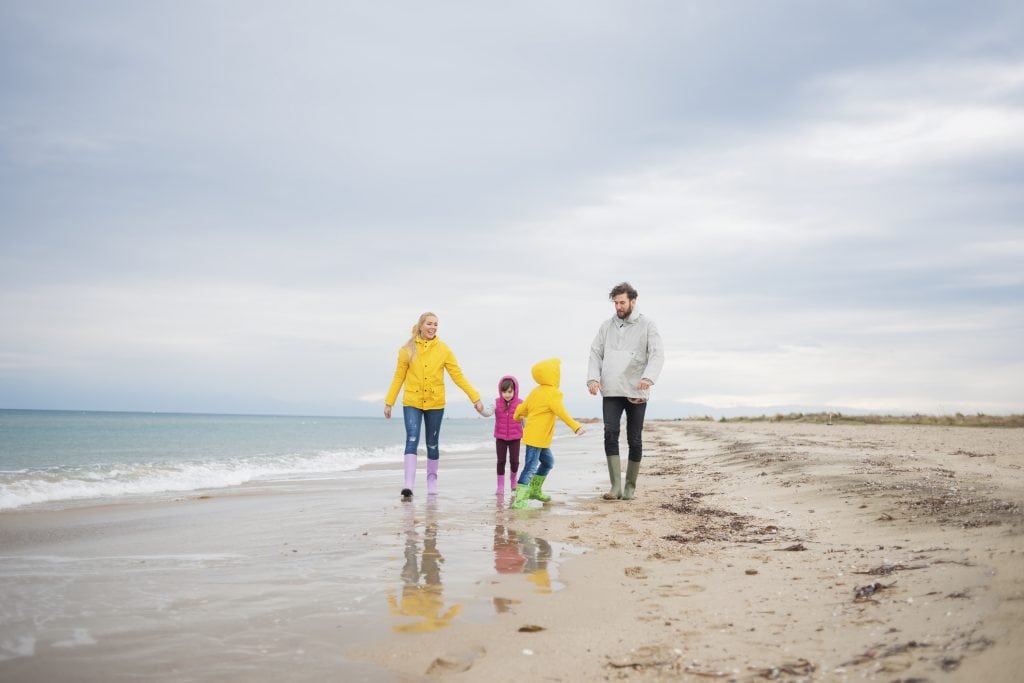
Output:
[403, 407, 444, 460]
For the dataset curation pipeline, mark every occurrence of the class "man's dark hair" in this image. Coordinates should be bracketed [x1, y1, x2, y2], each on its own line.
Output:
[609, 282, 638, 301]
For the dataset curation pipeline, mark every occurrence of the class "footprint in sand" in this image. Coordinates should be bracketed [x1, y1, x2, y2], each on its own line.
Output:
[658, 582, 706, 597]
[426, 646, 486, 676]
[607, 644, 682, 670]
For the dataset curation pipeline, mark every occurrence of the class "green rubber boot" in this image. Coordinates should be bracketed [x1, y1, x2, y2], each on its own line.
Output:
[528, 475, 551, 502]
[622, 460, 641, 500]
[511, 484, 531, 509]
[602, 456, 622, 500]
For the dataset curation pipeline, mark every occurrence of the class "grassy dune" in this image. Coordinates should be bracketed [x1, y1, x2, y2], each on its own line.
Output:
[677, 412, 1024, 428]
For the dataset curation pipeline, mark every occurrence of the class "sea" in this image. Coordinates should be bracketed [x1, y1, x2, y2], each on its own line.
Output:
[0, 409, 494, 511]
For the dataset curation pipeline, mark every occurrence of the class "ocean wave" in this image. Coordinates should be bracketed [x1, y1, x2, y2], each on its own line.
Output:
[440, 440, 494, 453]
[0, 444, 409, 511]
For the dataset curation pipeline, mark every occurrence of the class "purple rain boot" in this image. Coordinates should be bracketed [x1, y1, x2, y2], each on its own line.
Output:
[426, 458, 439, 495]
[401, 453, 416, 501]
[496, 474, 505, 494]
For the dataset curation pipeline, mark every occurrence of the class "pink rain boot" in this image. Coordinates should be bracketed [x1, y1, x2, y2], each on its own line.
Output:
[510, 471, 518, 491]
[426, 459, 439, 495]
[496, 474, 505, 494]
[401, 453, 416, 501]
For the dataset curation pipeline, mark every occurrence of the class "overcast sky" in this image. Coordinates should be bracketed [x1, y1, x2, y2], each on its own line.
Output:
[2, 1, 1022, 419]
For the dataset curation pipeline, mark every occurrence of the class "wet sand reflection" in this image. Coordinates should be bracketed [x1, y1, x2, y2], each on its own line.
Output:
[492, 495, 555, 613]
[386, 496, 566, 631]
[387, 500, 462, 633]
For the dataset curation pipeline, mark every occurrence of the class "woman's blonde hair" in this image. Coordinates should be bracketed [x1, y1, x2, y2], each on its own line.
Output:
[403, 311, 438, 359]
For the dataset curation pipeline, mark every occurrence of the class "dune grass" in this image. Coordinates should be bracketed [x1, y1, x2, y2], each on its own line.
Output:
[698, 412, 1024, 428]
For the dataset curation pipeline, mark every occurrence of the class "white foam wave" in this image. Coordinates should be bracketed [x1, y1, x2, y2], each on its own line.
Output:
[0, 634, 35, 662]
[439, 440, 493, 453]
[0, 444, 406, 511]
[52, 629, 97, 649]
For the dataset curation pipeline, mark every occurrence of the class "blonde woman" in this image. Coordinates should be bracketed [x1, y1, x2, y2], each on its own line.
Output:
[385, 312, 486, 500]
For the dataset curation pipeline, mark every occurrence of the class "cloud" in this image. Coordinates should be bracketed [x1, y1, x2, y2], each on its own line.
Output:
[1, 2, 1022, 416]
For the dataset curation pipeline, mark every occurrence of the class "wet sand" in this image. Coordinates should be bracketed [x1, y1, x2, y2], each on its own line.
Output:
[351, 420, 1024, 682]
[0, 431, 606, 682]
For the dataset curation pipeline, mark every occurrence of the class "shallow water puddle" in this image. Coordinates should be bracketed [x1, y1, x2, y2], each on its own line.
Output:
[383, 497, 583, 633]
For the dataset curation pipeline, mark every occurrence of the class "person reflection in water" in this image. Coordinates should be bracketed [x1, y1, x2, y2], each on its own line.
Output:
[387, 500, 463, 633]
[493, 522, 526, 575]
[491, 503, 555, 613]
[519, 532, 553, 594]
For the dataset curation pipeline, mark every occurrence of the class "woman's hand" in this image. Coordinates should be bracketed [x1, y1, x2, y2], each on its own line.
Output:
[574, 427, 586, 436]
[384, 405, 392, 419]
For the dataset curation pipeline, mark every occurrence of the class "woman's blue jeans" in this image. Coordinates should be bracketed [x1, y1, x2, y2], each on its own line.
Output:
[403, 407, 444, 460]
[517, 445, 553, 485]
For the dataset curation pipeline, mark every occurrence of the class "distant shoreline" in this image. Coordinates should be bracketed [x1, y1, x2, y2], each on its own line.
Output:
[5, 407, 1022, 427]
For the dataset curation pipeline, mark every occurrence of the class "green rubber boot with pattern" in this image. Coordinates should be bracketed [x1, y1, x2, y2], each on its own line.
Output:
[511, 485, 531, 509]
[528, 475, 551, 503]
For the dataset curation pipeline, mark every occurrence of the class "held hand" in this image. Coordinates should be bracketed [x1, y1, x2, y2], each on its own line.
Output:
[587, 380, 601, 396]
[384, 405, 392, 419]
[575, 427, 586, 436]
[637, 379, 652, 391]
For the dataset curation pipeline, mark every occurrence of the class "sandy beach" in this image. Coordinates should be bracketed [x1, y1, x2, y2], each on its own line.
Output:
[351, 420, 1024, 682]
[2, 420, 1022, 682]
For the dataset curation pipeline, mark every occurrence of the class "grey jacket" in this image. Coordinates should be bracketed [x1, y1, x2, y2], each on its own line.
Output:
[587, 309, 664, 400]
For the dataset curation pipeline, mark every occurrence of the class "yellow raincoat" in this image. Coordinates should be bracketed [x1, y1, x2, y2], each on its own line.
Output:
[513, 358, 581, 448]
[385, 336, 481, 410]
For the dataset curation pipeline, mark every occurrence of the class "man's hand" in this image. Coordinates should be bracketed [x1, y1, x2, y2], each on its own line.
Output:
[587, 380, 601, 396]
[637, 379, 653, 391]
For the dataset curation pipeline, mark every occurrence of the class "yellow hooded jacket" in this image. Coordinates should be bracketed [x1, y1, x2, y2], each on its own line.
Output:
[385, 336, 481, 410]
[513, 358, 581, 448]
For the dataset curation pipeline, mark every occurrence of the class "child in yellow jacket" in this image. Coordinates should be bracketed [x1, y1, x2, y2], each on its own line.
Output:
[512, 358, 585, 509]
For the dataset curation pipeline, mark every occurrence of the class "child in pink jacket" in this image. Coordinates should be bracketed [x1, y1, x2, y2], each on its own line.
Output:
[493, 375, 524, 494]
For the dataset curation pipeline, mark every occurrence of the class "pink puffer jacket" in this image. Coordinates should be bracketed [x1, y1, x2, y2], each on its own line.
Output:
[493, 375, 524, 440]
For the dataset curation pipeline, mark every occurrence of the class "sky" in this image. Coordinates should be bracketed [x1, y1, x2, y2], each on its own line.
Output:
[1, 1, 1022, 419]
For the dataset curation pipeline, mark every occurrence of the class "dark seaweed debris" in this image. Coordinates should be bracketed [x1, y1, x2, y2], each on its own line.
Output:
[853, 563, 926, 575]
[854, 581, 896, 601]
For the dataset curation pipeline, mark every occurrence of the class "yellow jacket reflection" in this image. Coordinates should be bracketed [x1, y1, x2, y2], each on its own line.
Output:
[387, 586, 462, 633]
[387, 522, 463, 633]
[519, 531, 552, 593]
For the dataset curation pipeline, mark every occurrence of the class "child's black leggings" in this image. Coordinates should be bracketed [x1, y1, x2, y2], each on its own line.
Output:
[496, 439, 520, 475]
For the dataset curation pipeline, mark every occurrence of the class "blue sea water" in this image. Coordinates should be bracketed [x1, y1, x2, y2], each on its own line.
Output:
[0, 410, 494, 511]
